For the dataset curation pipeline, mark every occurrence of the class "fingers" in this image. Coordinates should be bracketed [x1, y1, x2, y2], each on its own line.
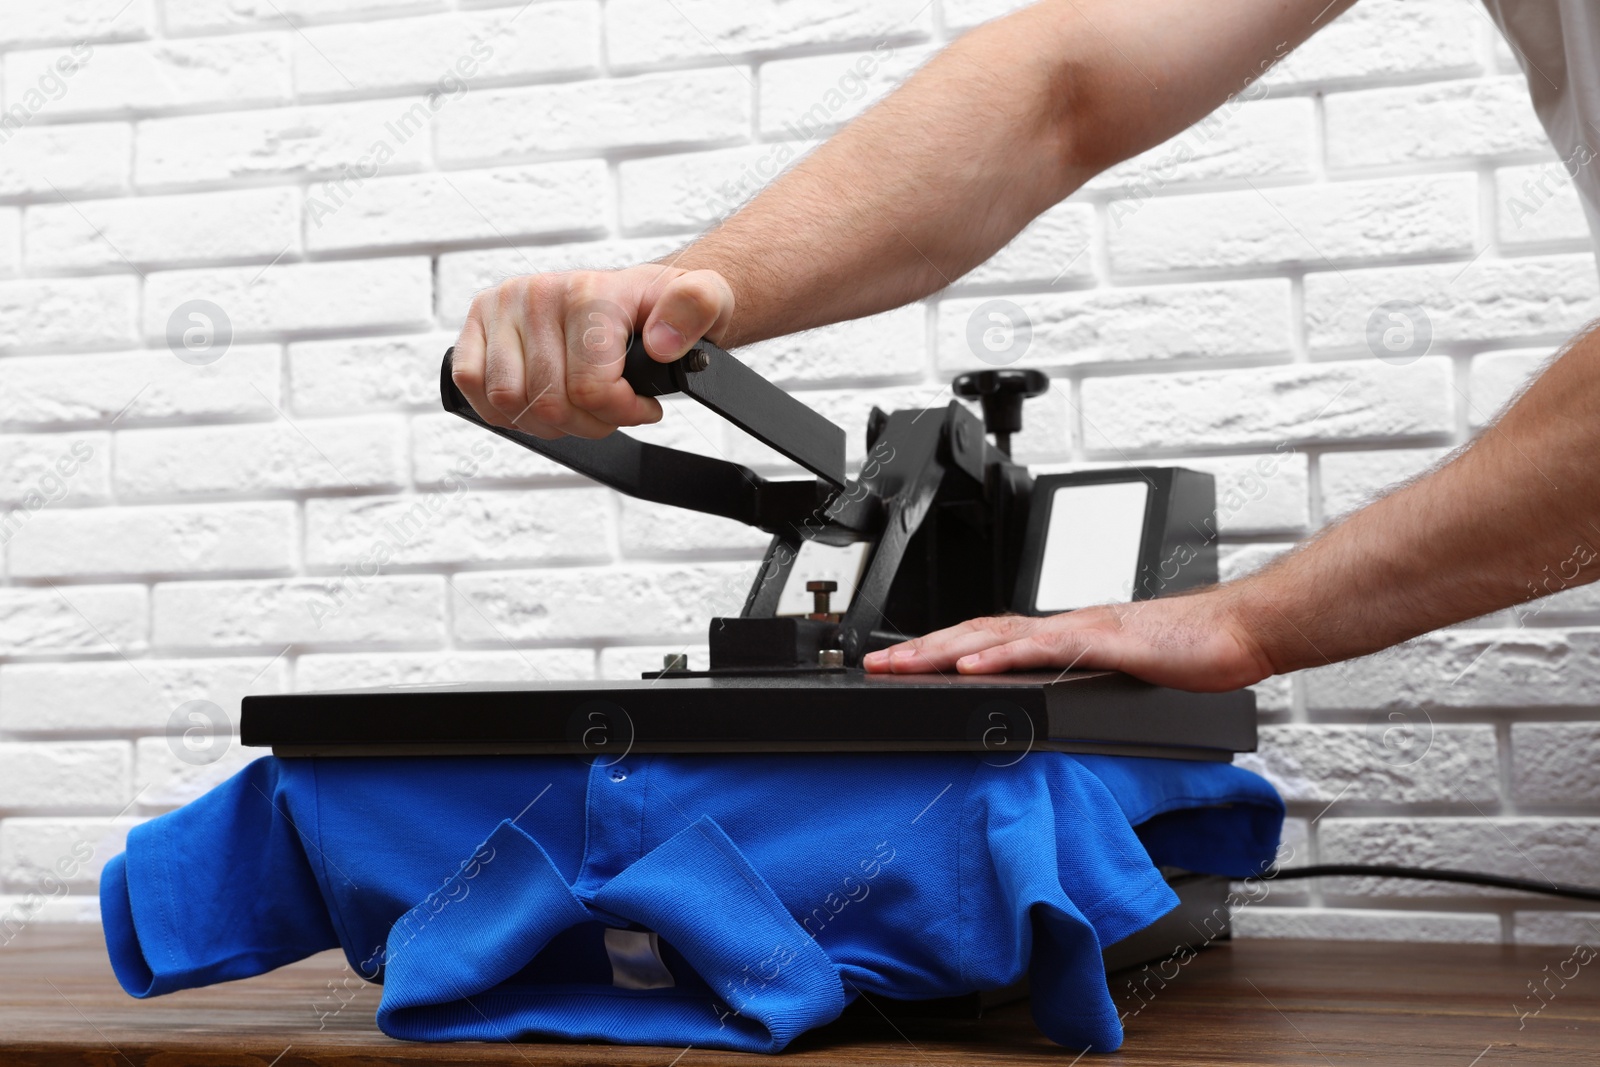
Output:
[449, 298, 493, 422]
[640, 269, 735, 363]
[863, 610, 1125, 675]
[454, 265, 734, 437]
[863, 616, 1039, 674]
[951, 627, 1112, 675]
[563, 277, 663, 430]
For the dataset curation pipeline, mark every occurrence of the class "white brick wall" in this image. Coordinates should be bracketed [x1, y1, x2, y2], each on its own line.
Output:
[0, 0, 1596, 948]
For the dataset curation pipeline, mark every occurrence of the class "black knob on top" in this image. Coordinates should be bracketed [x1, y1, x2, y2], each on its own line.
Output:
[951, 369, 1049, 456]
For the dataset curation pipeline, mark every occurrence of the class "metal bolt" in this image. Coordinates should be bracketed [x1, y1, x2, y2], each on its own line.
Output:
[806, 579, 838, 617]
[818, 649, 845, 669]
[662, 653, 688, 671]
[683, 347, 710, 372]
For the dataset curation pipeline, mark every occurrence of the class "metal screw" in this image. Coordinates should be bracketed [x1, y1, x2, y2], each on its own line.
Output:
[662, 653, 688, 671]
[818, 649, 845, 669]
[806, 579, 838, 617]
[683, 347, 710, 372]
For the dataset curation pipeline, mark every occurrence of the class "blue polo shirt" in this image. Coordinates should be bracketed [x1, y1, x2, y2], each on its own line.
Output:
[101, 752, 1282, 1052]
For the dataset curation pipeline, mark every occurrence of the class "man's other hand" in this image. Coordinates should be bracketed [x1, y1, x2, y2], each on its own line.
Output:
[448, 264, 736, 439]
[862, 589, 1276, 693]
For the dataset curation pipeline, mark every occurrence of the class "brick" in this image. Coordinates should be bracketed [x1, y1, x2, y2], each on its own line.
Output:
[599, 644, 711, 679]
[293, 4, 599, 97]
[1325, 76, 1547, 170]
[0, 0, 153, 48]
[153, 576, 445, 648]
[937, 280, 1291, 373]
[606, 0, 932, 65]
[1086, 97, 1314, 195]
[1236, 724, 1499, 805]
[0, 346, 283, 427]
[620, 146, 792, 231]
[1108, 175, 1477, 275]
[1199, 452, 1309, 535]
[0, 211, 17, 277]
[305, 488, 613, 567]
[452, 564, 754, 643]
[0, 657, 288, 735]
[737, 304, 926, 385]
[618, 499, 772, 559]
[133, 739, 265, 810]
[1318, 817, 1600, 898]
[758, 43, 929, 138]
[1512, 723, 1600, 805]
[437, 69, 750, 165]
[163, 0, 442, 34]
[1514, 911, 1600, 946]
[957, 202, 1095, 288]
[0, 742, 131, 811]
[1497, 161, 1590, 246]
[1232, 907, 1500, 943]
[0, 276, 137, 351]
[1080, 358, 1453, 453]
[1250, 675, 1293, 716]
[1261, 0, 1478, 89]
[410, 413, 569, 486]
[114, 416, 405, 497]
[136, 100, 431, 186]
[1303, 630, 1600, 711]
[1304, 256, 1600, 355]
[435, 237, 680, 324]
[0, 817, 132, 890]
[0, 122, 130, 197]
[306, 161, 607, 253]
[0, 585, 145, 656]
[5, 34, 291, 116]
[295, 649, 594, 690]
[143, 258, 432, 340]
[1515, 582, 1600, 623]
[289, 332, 453, 414]
[8, 502, 296, 579]
[1468, 349, 1546, 426]
[25, 187, 299, 271]
[0, 433, 109, 507]
[1319, 447, 1450, 522]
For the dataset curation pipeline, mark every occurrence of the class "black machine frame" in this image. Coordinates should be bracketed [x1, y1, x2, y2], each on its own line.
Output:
[241, 338, 1257, 761]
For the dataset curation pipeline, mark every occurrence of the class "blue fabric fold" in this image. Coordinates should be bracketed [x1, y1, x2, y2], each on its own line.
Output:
[99, 751, 1283, 1053]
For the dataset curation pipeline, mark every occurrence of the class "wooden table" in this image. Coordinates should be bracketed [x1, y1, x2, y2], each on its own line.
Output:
[2, 924, 1595, 1065]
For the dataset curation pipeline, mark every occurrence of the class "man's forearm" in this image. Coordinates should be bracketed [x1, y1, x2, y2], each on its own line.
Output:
[1237, 329, 1600, 674]
[673, 8, 1088, 349]
[672, 0, 1352, 350]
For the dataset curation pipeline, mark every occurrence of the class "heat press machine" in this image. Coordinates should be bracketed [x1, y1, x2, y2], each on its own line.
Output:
[243, 337, 1255, 763]
[240, 336, 1260, 985]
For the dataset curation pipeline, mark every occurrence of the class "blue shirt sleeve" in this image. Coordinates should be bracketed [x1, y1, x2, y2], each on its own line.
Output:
[100, 756, 339, 997]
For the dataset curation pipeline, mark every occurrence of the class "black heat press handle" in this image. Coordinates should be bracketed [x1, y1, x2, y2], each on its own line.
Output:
[441, 334, 844, 486]
[439, 336, 848, 532]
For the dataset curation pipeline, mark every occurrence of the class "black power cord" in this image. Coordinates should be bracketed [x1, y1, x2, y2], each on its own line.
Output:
[1266, 864, 1600, 902]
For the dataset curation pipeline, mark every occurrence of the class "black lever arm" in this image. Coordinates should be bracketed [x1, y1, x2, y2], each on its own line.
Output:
[619, 336, 846, 488]
[439, 338, 849, 533]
